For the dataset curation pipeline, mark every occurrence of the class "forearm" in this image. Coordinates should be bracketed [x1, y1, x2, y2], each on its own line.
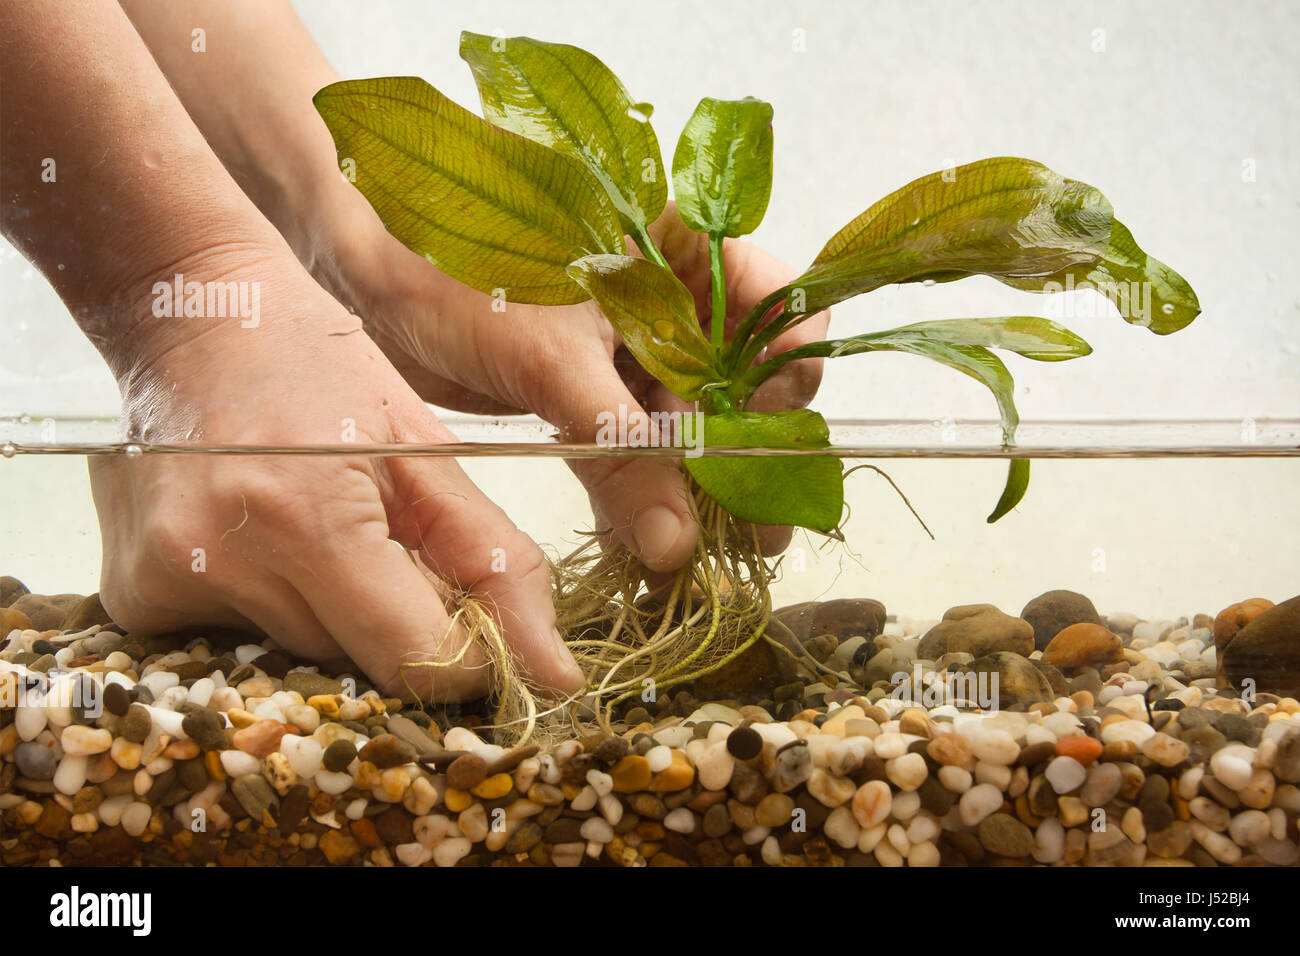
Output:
[0, 0, 288, 380]
[117, 0, 386, 297]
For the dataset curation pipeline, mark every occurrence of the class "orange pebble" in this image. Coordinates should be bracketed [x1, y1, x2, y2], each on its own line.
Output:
[1054, 734, 1103, 766]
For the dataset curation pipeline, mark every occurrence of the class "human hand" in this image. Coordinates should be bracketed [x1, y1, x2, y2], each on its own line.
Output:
[90, 250, 583, 701]
[332, 202, 831, 567]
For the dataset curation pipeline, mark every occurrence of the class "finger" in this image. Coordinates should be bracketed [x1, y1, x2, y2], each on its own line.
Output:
[384, 450, 585, 696]
[525, 344, 698, 573]
[222, 576, 347, 665]
[259, 465, 490, 701]
[747, 307, 831, 412]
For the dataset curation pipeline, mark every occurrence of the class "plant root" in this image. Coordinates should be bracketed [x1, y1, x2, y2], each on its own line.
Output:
[551, 487, 778, 735]
[397, 592, 581, 749]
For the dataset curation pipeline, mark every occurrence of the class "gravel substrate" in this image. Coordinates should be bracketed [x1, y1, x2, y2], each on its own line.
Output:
[1, 578, 1298, 867]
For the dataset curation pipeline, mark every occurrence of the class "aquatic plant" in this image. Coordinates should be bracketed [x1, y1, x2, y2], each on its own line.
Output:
[314, 33, 1199, 735]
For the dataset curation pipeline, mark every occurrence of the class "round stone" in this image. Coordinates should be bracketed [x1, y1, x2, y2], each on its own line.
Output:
[121, 704, 151, 744]
[978, 812, 1035, 857]
[726, 725, 763, 760]
[322, 738, 357, 774]
[15, 741, 57, 780]
[1044, 755, 1087, 794]
[103, 682, 130, 718]
[181, 709, 227, 751]
[446, 753, 488, 791]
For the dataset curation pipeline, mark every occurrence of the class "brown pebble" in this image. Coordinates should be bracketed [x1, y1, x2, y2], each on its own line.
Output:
[726, 725, 762, 760]
[445, 753, 488, 791]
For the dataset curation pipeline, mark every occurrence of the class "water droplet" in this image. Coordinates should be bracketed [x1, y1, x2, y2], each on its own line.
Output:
[0, 442, 15, 459]
[921, 279, 936, 287]
[627, 102, 653, 123]
[123, 443, 143, 458]
[1161, 303, 1175, 315]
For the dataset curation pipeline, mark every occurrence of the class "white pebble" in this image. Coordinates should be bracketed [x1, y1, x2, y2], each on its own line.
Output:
[824, 806, 861, 848]
[395, 842, 433, 867]
[885, 752, 928, 791]
[891, 789, 920, 822]
[969, 729, 1018, 765]
[597, 792, 623, 826]
[663, 807, 696, 834]
[1041, 712, 1081, 738]
[220, 749, 261, 778]
[1034, 817, 1065, 863]
[958, 783, 1003, 826]
[580, 816, 615, 842]
[154, 686, 189, 712]
[1045, 755, 1087, 793]
[906, 813, 939, 845]
[907, 841, 940, 867]
[53, 755, 88, 795]
[1100, 720, 1155, 747]
[569, 785, 597, 812]
[697, 741, 734, 791]
[14, 702, 47, 741]
[974, 761, 1012, 791]
[234, 644, 266, 665]
[280, 735, 323, 778]
[120, 802, 152, 837]
[645, 745, 672, 774]
[60, 725, 112, 756]
[432, 837, 472, 867]
[875, 840, 904, 867]
[1228, 809, 1271, 846]
[186, 677, 215, 707]
[1210, 744, 1256, 791]
[137, 670, 179, 697]
[315, 770, 354, 795]
[938, 765, 972, 793]
[873, 731, 908, 759]
[96, 794, 133, 827]
[586, 769, 613, 797]
[1190, 821, 1242, 864]
[146, 706, 186, 739]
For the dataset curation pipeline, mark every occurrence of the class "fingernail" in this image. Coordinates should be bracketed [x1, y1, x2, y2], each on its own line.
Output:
[550, 627, 585, 692]
[630, 504, 687, 568]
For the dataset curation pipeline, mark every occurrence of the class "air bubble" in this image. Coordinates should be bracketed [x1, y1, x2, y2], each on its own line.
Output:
[1161, 303, 1175, 314]
[124, 443, 143, 458]
[1, 442, 15, 459]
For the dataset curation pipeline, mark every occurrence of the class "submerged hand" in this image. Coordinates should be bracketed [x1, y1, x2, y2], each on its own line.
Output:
[90, 253, 583, 701]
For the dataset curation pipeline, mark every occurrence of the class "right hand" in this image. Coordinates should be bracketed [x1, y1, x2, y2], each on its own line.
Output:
[90, 249, 583, 701]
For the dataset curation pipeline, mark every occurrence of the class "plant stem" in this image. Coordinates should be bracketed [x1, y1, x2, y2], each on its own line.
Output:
[631, 221, 671, 270]
[708, 233, 726, 352]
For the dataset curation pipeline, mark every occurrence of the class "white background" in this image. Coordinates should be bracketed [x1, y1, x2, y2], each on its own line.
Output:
[1, 0, 1297, 617]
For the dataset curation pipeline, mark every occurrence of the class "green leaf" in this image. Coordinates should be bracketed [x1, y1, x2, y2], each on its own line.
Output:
[743, 316, 1089, 409]
[684, 410, 843, 532]
[566, 255, 718, 402]
[1000, 220, 1200, 335]
[672, 97, 774, 238]
[987, 459, 1030, 523]
[793, 157, 1114, 314]
[313, 77, 624, 305]
[459, 32, 667, 236]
